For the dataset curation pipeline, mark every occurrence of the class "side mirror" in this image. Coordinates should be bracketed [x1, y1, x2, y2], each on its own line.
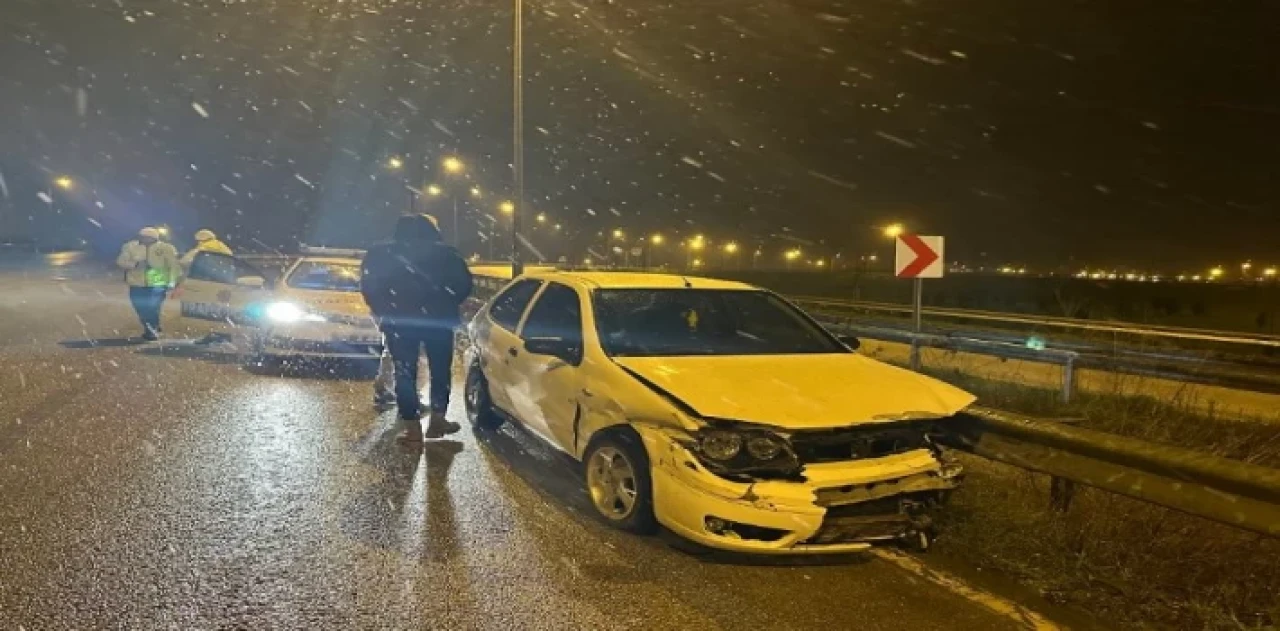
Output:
[837, 334, 861, 351]
[236, 276, 266, 288]
[524, 337, 581, 363]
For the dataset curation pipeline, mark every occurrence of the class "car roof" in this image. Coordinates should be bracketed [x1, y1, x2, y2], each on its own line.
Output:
[525, 270, 758, 291]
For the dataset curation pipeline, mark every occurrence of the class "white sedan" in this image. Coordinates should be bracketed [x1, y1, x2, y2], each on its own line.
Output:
[180, 247, 382, 362]
[464, 270, 976, 554]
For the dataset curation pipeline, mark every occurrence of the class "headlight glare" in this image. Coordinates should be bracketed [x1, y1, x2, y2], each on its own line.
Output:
[266, 302, 324, 323]
[700, 432, 742, 461]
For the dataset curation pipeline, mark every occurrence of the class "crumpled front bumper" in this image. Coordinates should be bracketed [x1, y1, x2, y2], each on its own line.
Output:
[634, 425, 962, 555]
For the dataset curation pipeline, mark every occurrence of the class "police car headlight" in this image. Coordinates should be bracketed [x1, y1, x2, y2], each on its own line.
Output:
[266, 302, 324, 323]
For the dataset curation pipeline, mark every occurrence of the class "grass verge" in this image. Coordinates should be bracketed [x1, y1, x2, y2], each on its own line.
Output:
[922, 369, 1280, 630]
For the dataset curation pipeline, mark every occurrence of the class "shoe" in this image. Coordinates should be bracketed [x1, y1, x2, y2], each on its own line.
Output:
[424, 412, 461, 439]
[395, 429, 424, 444]
[374, 390, 397, 406]
[142, 331, 159, 342]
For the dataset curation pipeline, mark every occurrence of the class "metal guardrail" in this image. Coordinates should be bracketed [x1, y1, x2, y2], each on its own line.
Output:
[943, 407, 1280, 538]
[791, 296, 1280, 350]
[814, 316, 1082, 403]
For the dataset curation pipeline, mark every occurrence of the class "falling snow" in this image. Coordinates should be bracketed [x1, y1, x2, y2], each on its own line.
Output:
[191, 102, 210, 118]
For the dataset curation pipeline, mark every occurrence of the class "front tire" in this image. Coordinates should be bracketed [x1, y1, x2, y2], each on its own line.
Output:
[465, 362, 503, 430]
[583, 429, 657, 534]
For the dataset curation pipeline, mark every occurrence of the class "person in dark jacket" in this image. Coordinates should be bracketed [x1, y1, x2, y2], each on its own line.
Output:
[361, 214, 473, 441]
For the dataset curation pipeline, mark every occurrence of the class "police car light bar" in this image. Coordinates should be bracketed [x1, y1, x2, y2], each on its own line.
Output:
[299, 244, 367, 258]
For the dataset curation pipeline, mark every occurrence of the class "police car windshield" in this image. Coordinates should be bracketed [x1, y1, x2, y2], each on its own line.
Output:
[285, 262, 361, 292]
[592, 289, 846, 357]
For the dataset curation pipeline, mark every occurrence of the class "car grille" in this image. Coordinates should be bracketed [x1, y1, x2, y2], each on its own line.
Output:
[318, 313, 376, 328]
[789, 423, 934, 464]
[805, 496, 928, 544]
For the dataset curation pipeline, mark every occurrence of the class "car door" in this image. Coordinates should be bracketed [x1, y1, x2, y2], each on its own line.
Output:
[180, 251, 269, 332]
[507, 282, 586, 453]
[476, 278, 543, 413]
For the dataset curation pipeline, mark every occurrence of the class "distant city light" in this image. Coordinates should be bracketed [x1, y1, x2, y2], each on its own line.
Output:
[470, 186, 482, 198]
[691, 258, 703, 268]
[536, 212, 547, 224]
[442, 156, 464, 174]
[386, 156, 404, 170]
[499, 201, 515, 215]
[1209, 267, 1225, 279]
[54, 176, 74, 190]
[1264, 268, 1278, 278]
[723, 242, 739, 254]
[882, 223, 905, 239]
[785, 249, 801, 261]
[426, 184, 443, 196]
[650, 233, 665, 245]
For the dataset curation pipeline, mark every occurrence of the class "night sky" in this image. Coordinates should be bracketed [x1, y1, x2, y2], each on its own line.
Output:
[1, 0, 1276, 269]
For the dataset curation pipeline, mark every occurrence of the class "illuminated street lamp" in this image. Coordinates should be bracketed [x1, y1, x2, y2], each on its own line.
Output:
[1264, 268, 1278, 279]
[691, 258, 703, 269]
[723, 242, 739, 254]
[815, 259, 826, 268]
[470, 186, 482, 198]
[554, 223, 562, 231]
[386, 156, 404, 170]
[1209, 267, 1225, 280]
[426, 184, 443, 197]
[784, 248, 802, 269]
[442, 156, 464, 174]
[536, 212, 547, 224]
[882, 223, 905, 239]
[612, 228, 625, 240]
[499, 201, 515, 215]
[650, 233, 664, 245]
[54, 176, 74, 190]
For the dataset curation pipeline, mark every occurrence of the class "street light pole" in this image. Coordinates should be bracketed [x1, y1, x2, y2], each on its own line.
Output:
[511, 0, 525, 278]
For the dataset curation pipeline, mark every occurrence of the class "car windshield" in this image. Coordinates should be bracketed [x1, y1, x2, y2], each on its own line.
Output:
[285, 261, 362, 292]
[592, 289, 845, 357]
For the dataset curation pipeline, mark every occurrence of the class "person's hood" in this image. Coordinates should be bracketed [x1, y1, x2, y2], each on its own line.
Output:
[394, 214, 442, 243]
[612, 354, 976, 429]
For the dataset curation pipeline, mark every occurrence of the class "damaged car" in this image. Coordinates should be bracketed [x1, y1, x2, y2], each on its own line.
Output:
[464, 271, 976, 554]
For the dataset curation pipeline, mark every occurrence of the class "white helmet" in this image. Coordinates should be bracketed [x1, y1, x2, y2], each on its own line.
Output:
[194, 229, 217, 242]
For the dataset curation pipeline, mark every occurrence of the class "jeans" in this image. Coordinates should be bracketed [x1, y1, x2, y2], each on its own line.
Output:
[128, 287, 167, 336]
[383, 325, 456, 422]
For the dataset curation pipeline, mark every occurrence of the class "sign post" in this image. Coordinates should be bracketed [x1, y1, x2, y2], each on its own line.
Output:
[895, 235, 945, 370]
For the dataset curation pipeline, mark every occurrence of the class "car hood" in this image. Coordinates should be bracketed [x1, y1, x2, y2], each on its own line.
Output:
[613, 354, 976, 429]
[287, 291, 371, 318]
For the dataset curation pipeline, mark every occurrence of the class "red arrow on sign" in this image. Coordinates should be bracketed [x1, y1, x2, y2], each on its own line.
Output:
[898, 234, 940, 278]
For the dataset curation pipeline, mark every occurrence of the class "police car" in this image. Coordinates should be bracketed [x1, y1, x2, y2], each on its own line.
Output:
[180, 246, 382, 362]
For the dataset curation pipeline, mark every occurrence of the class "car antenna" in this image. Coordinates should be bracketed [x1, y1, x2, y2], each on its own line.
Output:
[680, 276, 693, 289]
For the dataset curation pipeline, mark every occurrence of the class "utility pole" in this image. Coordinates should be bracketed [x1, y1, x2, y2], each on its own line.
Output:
[511, 0, 525, 278]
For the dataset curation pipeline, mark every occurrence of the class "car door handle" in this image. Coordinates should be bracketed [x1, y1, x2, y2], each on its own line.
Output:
[507, 347, 519, 357]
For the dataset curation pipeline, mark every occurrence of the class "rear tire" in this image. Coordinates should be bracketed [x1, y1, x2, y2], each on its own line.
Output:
[465, 363, 503, 430]
[583, 429, 657, 535]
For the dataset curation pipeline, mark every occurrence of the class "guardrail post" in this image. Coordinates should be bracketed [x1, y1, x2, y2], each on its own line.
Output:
[1050, 477, 1076, 512]
[1061, 356, 1076, 404]
[909, 337, 922, 371]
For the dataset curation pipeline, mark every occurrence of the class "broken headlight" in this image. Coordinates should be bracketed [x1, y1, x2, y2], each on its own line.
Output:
[696, 429, 800, 478]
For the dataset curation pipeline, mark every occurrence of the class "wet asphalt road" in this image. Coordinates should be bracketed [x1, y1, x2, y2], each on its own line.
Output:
[0, 266, 1031, 629]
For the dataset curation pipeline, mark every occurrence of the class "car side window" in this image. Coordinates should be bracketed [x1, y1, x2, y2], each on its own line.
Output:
[488, 279, 541, 332]
[189, 252, 260, 285]
[520, 283, 583, 344]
